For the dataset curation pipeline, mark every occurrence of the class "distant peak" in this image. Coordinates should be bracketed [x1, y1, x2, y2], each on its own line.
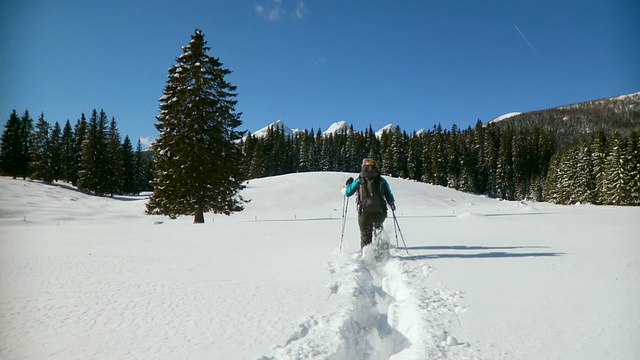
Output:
[376, 123, 394, 137]
[323, 121, 349, 136]
[489, 112, 522, 124]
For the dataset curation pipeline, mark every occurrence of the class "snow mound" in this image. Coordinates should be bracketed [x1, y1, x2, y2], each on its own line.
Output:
[456, 212, 485, 218]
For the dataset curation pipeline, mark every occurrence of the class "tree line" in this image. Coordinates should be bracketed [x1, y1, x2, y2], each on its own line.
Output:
[240, 121, 640, 205]
[3, 108, 638, 206]
[544, 130, 640, 205]
[0, 109, 153, 196]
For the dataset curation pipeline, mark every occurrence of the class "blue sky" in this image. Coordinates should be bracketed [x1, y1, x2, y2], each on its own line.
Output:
[1, 0, 638, 146]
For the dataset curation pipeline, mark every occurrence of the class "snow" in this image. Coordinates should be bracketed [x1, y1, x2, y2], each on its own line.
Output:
[247, 121, 415, 140]
[610, 91, 640, 101]
[248, 119, 303, 139]
[376, 124, 395, 138]
[323, 121, 348, 136]
[488, 112, 522, 124]
[1, 173, 639, 359]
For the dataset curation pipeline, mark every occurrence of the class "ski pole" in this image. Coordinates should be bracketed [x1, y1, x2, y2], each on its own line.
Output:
[392, 211, 400, 248]
[392, 209, 410, 255]
[339, 194, 349, 251]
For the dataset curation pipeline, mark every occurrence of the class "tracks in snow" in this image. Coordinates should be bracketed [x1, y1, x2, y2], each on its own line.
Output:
[261, 242, 481, 360]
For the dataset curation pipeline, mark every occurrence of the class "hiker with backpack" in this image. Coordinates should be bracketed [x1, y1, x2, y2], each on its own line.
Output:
[343, 158, 396, 250]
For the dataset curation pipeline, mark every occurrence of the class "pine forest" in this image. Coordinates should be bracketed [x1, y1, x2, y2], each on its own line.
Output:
[239, 119, 640, 206]
[0, 109, 153, 197]
[2, 107, 639, 206]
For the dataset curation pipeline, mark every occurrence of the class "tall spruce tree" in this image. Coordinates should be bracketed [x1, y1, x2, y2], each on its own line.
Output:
[30, 113, 52, 182]
[71, 115, 88, 185]
[120, 136, 136, 194]
[133, 139, 149, 193]
[19, 110, 33, 179]
[627, 131, 640, 205]
[0, 110, 26, 178]
[146, 29, 246, 223]
[106, 117, 123, 196]
[49, 121, 63, 182]
[604, 131, 626, 205]
[61, 120, 75, 182]
[79, 109, 110, 195]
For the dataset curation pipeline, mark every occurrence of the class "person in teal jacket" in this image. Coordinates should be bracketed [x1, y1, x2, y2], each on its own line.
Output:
[343, 158, 395, 249]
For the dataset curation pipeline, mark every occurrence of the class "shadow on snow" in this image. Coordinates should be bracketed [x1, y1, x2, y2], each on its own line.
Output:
[394, 245, 564, 261]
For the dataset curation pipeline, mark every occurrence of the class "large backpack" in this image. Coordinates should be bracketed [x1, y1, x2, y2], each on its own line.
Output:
[357, 176, 387, 213]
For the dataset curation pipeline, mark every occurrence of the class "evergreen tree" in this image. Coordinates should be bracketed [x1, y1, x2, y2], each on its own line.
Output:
[79, 109, 109, 195]
[0, 110, 26, 178]
[591, 130, 608, 204]
[319, 135, 332, 171]
[431, 124, 448, 186]
[392, 127, 408, 178]
[133, 139, 151, 193]
[297, 131, 311, 172]
[249, 139, 266, 179]
[603, 131, 626, 205]
[511, 132, 528, 199]
[560, 144, 580, 204]
[459, 129, 478, 193]
[365, 125, 380, 161]
[106, 117, 123, 196]
[626, 131, 640, 205]
[19, 110, 33, 179]
[573, 142, 596, 204]
[421, 131, 434, 183]
[71, 114, 88, 186]
[482, 125, 500, 197]
[495, 130, 514, 199]
[406, 132, 423, 181]
[49, 121, 63, 182]
[120, 136, 136, 194]
[30, 113, 52, 182]
[60, 120, 75, 183]
[543, 151, 562, 203]
[146, 29, 246, 223]
[345, 125, 362, 172]
[312, 128, 323, 171]
[380, 130, 394, 176]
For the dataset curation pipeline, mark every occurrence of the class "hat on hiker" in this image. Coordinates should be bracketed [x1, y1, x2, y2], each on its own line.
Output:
[362, 158, 378, 168]
[360, 158, 380, 178]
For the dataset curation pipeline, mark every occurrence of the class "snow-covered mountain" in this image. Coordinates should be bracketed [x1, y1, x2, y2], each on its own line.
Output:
[322, 121, 348, 136]
[250, 119, 303, 138]
[487, 91, 640, 127]
[248, 120, 397, 139]
[375, 123, 395, 138]
[488, 112, 522, 124]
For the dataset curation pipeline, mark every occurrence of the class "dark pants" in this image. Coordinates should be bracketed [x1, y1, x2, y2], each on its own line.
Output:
[358, 211, 387, 249]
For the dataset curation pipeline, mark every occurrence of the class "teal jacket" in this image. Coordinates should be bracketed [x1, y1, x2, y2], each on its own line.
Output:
[345, 176, 395, 211]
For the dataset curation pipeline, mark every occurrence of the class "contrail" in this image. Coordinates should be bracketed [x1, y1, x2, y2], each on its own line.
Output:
[514, 25, 546, 64]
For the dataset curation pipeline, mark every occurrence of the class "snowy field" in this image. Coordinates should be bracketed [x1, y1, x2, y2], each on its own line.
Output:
[0, 172, 638, 359]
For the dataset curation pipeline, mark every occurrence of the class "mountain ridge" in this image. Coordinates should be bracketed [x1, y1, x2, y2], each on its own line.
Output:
[248, 91, 640, 139]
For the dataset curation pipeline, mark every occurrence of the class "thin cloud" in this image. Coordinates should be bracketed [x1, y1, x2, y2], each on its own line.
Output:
[308, 54, 327, 69]
[514, 25, 546, 64]
[139, 137, 154, 148]
[256, 0, 307, 22]
[295, 1, 308, 19]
